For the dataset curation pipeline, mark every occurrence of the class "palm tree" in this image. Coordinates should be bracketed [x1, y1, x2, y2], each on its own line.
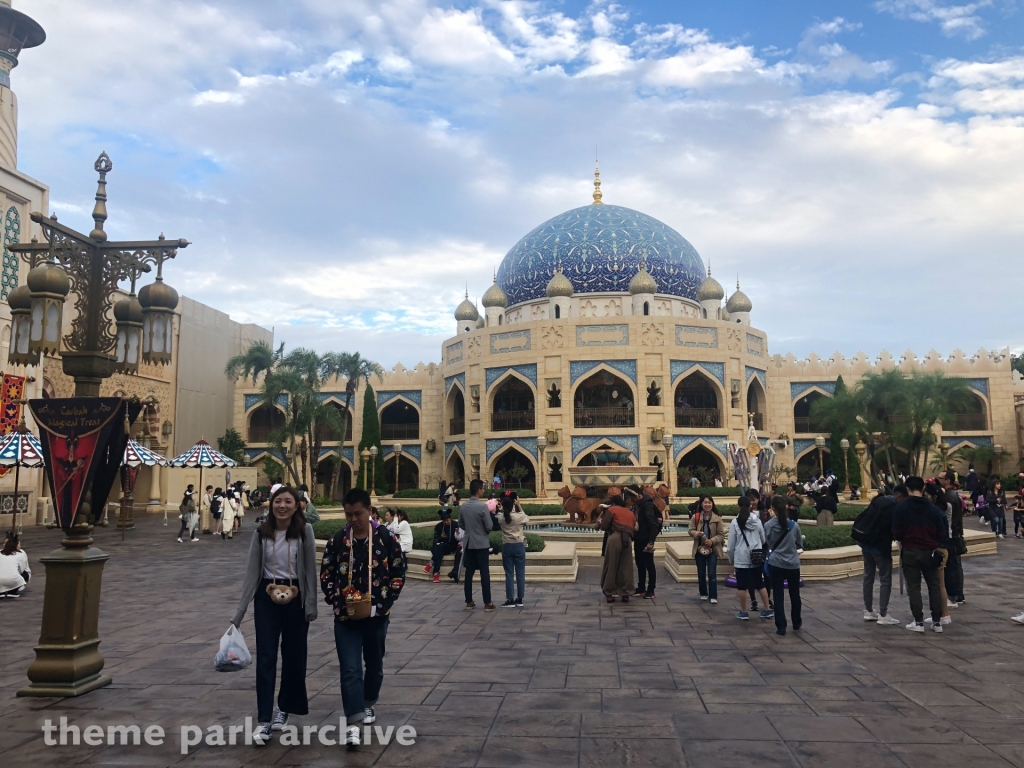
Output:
[260, 367, 308, 485]
[224, 340, 283, 385]
[327, 352, 383, 494]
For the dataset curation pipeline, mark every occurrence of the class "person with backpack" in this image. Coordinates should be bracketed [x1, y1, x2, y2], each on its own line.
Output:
[177, 485, 199, 543]
[211, 487, 225, 538]
[727, 496, 772, 620]
[765, 495, 802, 636]
[634, 488, 662, 600]
[852, 493, 900, 625]
[892, 476, 949, 633]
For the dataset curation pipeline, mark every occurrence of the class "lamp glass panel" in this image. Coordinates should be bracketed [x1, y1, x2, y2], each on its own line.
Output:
[29, 302, 42, 341]
[45, 303, 59, 342]
[142, 316, 151, 353]
[152, 315, 165, 353]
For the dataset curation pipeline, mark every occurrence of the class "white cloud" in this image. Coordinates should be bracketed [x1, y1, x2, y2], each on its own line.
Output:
[644, 42, 762, 87]
[193, 90, 244, 106]
[875, 0, 993, 40]
[929, 56, 1024, 113]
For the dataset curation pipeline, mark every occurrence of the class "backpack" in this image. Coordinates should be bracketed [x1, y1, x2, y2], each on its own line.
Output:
[851, 496, 895, 547]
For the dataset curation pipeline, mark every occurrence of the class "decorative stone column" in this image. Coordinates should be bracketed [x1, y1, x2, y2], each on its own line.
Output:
[855, 441, 874, 499]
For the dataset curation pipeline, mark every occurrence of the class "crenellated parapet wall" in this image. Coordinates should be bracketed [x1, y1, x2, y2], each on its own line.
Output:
[768, 347, 1011, 379]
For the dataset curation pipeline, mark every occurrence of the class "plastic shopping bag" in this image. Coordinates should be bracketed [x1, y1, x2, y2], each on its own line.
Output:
[214, 624, 252, 672]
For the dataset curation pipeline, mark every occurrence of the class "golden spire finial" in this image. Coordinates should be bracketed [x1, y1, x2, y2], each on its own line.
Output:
[736, 275, 740, 289]
[592, 160, 603, 205]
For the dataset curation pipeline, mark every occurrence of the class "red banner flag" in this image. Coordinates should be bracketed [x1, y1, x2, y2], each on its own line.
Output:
[0, 373, 25, 477]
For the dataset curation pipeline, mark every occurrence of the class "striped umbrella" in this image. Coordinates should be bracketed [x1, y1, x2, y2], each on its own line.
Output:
[119, 439, 170, 538]
[0, 428, 44, 534]
[170, 440, 237, 533]
[124, 439, 169, 468]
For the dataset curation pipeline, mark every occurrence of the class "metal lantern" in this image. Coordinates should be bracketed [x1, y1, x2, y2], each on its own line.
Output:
[7, 282, 37, 366]
[26, 258, 69, 356]
[113, 292, 144, 374]
[138, 272, 178, 365]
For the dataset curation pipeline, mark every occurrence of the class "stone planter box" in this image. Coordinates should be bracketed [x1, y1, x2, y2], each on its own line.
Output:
[664, 528, 997, 583]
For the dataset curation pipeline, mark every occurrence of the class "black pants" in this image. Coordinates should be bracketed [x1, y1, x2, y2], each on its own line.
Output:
[769, 566, 801, 633]
[254, 580, 309, 723]
[901, 549, 943, 624]
[430, 541, 461, 575]
[634, 539, 656, 593]
[463, 548, 491, 605]
[944, 548, 964, 603]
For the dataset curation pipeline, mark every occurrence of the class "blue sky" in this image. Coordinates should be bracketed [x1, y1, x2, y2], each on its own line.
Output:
[10, 0, 1024, 366]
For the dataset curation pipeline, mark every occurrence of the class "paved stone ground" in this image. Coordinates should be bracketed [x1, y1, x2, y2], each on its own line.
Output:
[3, 514, 1024, 767]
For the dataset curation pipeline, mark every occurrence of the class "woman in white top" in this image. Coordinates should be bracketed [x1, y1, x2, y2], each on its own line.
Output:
[0, 533, 29, 597]
[727, 497, 773, 621]
[386, 509, 414, 563]
[223, 489, 238, 539]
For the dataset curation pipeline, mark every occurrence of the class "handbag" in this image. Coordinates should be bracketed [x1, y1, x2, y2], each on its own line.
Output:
[343, 524, 375, 620]
[954, 535, 968, 556]
[264, 533, 298, 605]
[739, 526, 765, 567]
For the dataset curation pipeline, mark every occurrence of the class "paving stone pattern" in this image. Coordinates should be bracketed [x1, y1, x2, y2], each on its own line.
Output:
[3, 516, 1024, 767]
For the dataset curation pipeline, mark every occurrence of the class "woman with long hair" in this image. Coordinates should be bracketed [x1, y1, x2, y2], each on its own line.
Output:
[0, 533, 29, 597]
[689, 494, 724, 604]
[727, 496, 772, 620]
[232, 486, 317, 746]
[177, 485, 198, 543]
[386, 508, 413, 566]
[987, 478, 1007, 539]
[924, 483, 953, 627]
[765, 495, 803, 636]
[497, 490, 530, 608]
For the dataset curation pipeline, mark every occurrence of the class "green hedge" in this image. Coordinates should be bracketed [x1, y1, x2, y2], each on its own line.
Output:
[676, 487, 747, 497]
[801, 525, 855, 550]
[313, 518, 545, 552]
[393, 488, 537, 499]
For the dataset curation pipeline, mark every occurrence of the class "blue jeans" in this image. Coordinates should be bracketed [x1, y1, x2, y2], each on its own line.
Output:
[333, 616, 389, 725]
[502, 542, 526, 601]
[695, 552, 718, 599]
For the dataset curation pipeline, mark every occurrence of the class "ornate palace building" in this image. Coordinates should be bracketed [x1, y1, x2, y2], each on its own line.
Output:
[236, 170, 1022, 499]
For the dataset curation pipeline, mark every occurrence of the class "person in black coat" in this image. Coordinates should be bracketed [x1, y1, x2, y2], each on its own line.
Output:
[426, 508, 463, 582]
[633, 490, 663, 599]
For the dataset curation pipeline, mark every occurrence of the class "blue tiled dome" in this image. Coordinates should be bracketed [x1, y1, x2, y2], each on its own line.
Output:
[496, 204, 705, 307]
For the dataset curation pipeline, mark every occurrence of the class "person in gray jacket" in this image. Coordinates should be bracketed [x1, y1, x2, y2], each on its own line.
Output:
[232, 485, 317, 746]
[459, 478, 495, 611]
[727, 497, 773, 621]
[764, 495, 803, 636]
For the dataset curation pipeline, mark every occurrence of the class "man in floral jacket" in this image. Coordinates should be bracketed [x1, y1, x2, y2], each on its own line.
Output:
[321, 488, 406, 747]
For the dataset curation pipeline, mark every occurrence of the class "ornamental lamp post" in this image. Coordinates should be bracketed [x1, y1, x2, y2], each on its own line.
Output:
[359, 448, 370, 488]
[113, 285, 143, 374]
[815, 435, 826, 477]
[662, 432, 673, 496]
[14, 154, 189, 698]
[840, 438, 851, 497]
[369, 445, 378, 498]
[536, 434, 547, 498]
[393, 443, 403, 494]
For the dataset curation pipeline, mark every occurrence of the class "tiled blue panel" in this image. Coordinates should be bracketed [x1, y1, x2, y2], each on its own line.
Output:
[945, 436, 992, 451]
[383, 444, 422, 461]
[745, 366, 767, 391]
[485, 364, 538, 390]
[244, 394, 261, 411]
[445, 373, 466, 395]
[569, 359, 637, 386]
[570, 434, 640, 462]
[486, 437, 539, 463]
[675, 325, 717, 348]
[793, 438, 831, 457]
[490, 329, 531, 354]
[377, 390, 422, 408]
[318, 446, 355, 464]
[790, 382, 836, 400]
[673, 435, 728, 459]
[963, 378, 989, 397]
[445, 441, 466, 461]
[576, 324, 629, 347]
[670, 360, 725, 387]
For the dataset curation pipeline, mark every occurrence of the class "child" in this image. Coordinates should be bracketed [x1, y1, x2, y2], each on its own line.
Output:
[1014, 491, 1024, 538]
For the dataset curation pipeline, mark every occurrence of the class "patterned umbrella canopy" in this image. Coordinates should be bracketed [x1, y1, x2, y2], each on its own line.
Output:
[170, 438, 237, 468]
[124, 439, 169, 468]
[0, 430, 44, 468]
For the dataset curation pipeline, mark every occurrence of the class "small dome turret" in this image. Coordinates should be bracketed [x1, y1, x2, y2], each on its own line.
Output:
[726, 279, 752, 313]
[481, 277, 508, 309]
[696, 267, 725, 302]
[475, 315, 485, 329]
[545, 267, 574, 298]
[628, 262, 658, 295]
[454, 291, 479, 322]
[7, 283, 31, 311]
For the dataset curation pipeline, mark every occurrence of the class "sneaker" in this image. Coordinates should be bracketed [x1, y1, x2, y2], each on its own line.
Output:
[863, 611, 879, 621]
[485, 603, 496, 611]
[423, 564, 432, 574]
[1011, 612, 1024, 624]
[700, 596, 708, 601]
[344, 725, 360, 747]
[999, 534, 1006, 539]
[176, 537, 184, 543]
[760, 609, 774, 619]
[737, 611, 750, 620]
[465, 602, 476, 610]
[923, 618, 933, 625]
[947, 600, 958, 609]
[433, 573, 440, 583]
[940, 616, 952, 625]
[502, 599, 516, 608]
[514, 598, 523, 608]
[906, 621, 925, 632]
[254, 722, 272, 746]
[364, 707, 375, 724]
[877, 614, 900, 625]
[643, 592, 656, 600]
[933, 623, 943, 633]
[191, 537, 199, 542]
[710, 599, 718, 605]
[271, 711, 288, 731]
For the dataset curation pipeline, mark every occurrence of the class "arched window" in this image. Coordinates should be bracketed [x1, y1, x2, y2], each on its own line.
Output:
[747, 380, 766, 430]
[794, 391, 827, 434]
[319, 402, 353, 442]
[554, 304, 561, 319]
[643, 301, 650, 316]
[498, 315, 503, 326]
[384, 455, 419, 493]
[574, 371, 634, 428]
[674, 373, 720, 428]
[677, 445, 723, 488]
[797, 448, 831, 483]
[491, 377, 535, 432]
[447, 388, 465, 435]
[492, 446, 535, 492]
[950, 393, 987, 431]
[381, 400, 419, 440]
[316, 456, 351, 502]
[445, 453, 465, 489]
[248, 405, 286, 443]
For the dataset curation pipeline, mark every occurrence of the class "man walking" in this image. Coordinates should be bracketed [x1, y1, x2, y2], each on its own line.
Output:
[460, 479, 495, 611]
[320, 488, 406, 747]
[892, 476, 949, 633]
[938, 471, 965, 606]
[854, 493, 899, 625]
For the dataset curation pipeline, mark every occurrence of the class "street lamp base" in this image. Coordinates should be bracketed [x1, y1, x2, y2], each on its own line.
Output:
[18, 525, 111, 698]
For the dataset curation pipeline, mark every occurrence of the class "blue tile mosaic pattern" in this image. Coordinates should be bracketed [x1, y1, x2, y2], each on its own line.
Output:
[963, 378, 989, 397]
[445, 441, 466, 461]
[745, 367, 767, 391]
[673, 435, 728, 459]
[445, 373, 466, 395]
[570, 434, 640, 462]
[944, 436, 992, 451]
[569, 359, 638, 386]
[2, 206, 19, 300]
[790, 381, 836, 400]
[675, 326, 717, 347]
[496, 204, 705, 306]
[383, 444, 422, 461]
[486, 437, 539, 463]
[793, 438, 831, 457]
[485, 364, 538, 390]
[490, 330, 531, 354]
[377, 390, 423, 408]
[670, 360, 725, 387]
[244, 393, 289, 411]
[318, 446, 355, 464]
[576, 324, 629, 347]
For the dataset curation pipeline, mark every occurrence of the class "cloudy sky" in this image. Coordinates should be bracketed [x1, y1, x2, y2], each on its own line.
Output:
[11, 0, 1024, 366]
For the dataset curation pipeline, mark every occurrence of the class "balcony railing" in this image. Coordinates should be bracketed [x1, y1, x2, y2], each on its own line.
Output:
[491, 411, 535, 432]
[247, 426, 275, 444]
[574, 407, 635, 428]
[794, 416, 826, 434]
[381, 423, 420, 440]
[674, 407, 721, 429]
[450, 416, 465, 435]
[950, 413, 987, 431]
